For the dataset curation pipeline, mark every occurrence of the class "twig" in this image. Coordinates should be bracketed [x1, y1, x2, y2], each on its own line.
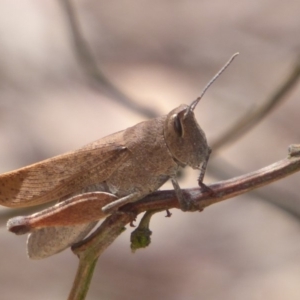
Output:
[60, 0, 158, 118]
[68, 144, 300, 300]
[211, 60, 300, 152]
[208, 155, 300, 219]
[130, 209, 163, 252]
[69, 213, 130, 300]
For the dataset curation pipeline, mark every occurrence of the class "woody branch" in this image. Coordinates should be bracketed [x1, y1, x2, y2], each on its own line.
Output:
[68, 144, 300, 300]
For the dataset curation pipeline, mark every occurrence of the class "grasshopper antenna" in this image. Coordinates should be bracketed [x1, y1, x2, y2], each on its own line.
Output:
[185, 52, 239, 118]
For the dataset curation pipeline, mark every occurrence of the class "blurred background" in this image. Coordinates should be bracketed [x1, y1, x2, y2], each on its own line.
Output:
[0, 0, 300, 299]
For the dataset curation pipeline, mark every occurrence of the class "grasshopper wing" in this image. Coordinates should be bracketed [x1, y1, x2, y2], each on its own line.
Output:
[0, 142, 128, 208]
[27, 223, 97, 259]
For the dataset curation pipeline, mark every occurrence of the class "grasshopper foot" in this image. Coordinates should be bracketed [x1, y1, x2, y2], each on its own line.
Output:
[198, 181, 214, 196]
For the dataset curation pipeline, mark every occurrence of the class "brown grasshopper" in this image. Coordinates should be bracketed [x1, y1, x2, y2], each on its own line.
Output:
[0, 53, 238, 259]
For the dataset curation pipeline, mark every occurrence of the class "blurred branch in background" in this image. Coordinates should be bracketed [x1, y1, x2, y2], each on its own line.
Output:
[207, 58, 300, 218]
[60, 0, 158, 118]
[211, 58, 300, 152]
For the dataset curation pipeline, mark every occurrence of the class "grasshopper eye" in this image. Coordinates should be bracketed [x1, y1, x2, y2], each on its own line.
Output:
[174, 114, 183, 137]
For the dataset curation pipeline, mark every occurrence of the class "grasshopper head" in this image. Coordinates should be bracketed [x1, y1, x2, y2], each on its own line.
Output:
[163, 53, 239, 169]
[164, 104, 208, 169]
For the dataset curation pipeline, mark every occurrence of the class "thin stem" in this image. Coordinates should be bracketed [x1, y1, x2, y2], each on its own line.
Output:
[67, 256, 98, 300]
[68, 213, 131, 300]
